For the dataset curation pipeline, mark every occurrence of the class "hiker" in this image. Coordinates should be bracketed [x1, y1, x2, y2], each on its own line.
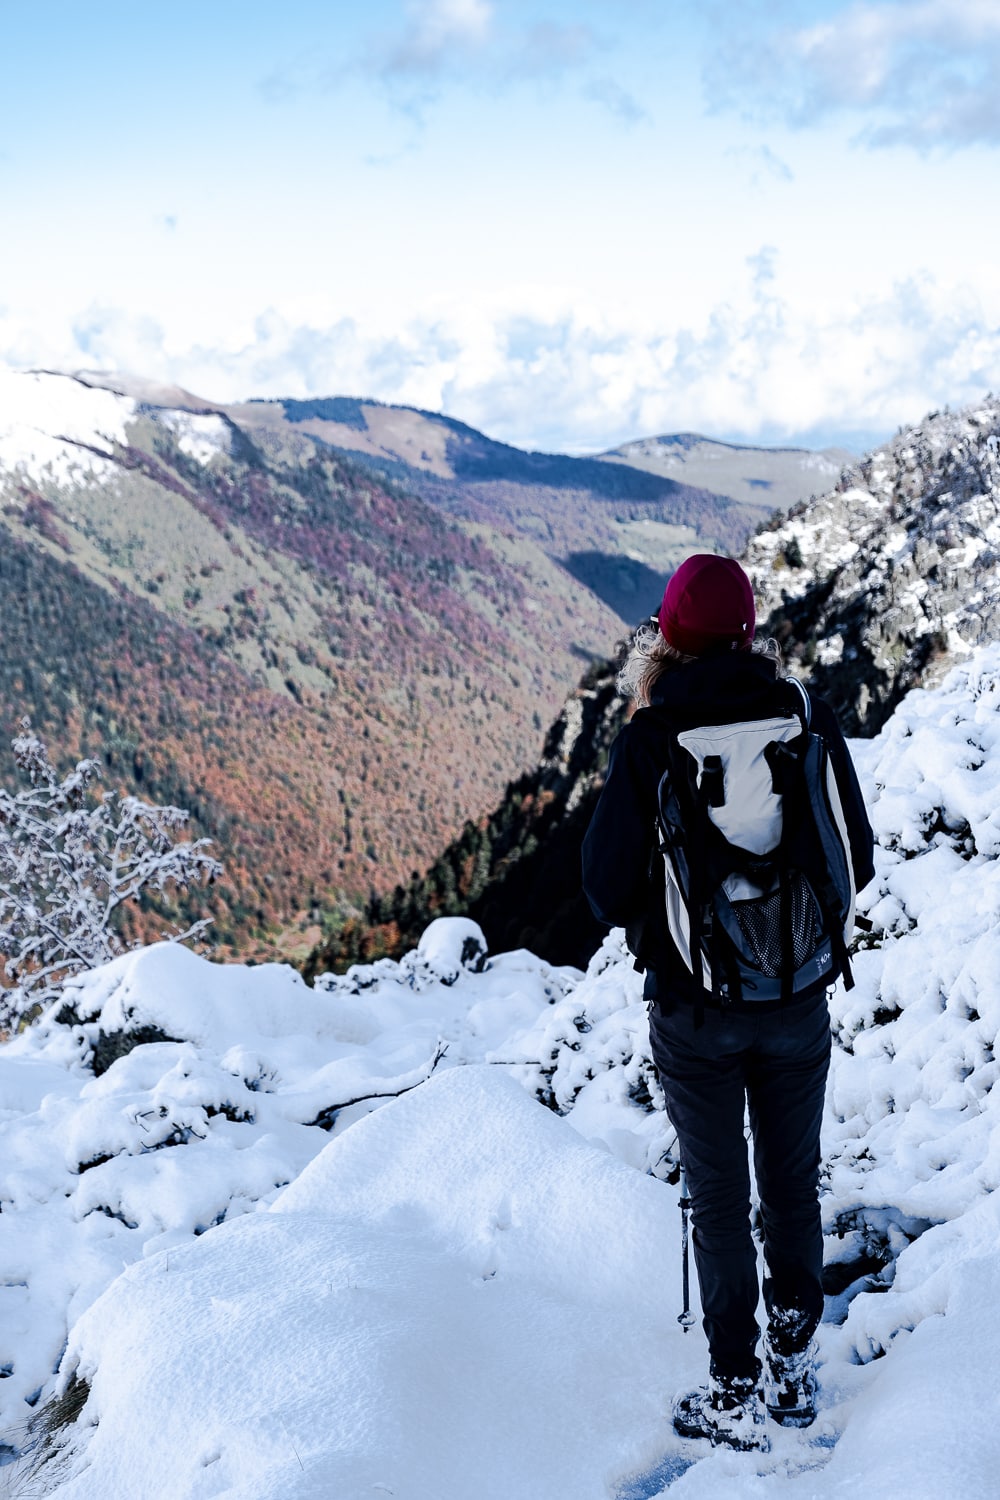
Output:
[582, 554, 874, 1452]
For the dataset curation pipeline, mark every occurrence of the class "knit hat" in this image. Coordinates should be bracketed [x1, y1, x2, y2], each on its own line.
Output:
[657, 554, 756, 656]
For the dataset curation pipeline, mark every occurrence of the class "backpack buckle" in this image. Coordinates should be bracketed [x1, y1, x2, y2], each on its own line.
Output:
[765, 738, 799, 795]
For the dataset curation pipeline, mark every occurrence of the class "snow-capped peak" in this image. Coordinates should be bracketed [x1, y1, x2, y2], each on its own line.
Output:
[0, 368, 136, 484]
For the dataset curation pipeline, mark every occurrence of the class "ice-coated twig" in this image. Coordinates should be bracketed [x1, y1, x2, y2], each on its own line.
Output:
[0, 722, 223, 1029]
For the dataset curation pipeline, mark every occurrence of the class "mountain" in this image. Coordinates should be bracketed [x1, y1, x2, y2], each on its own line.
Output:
[744, 396, 1000, 733]
[80, 374, 846, 627]
[309, 394, 1000, 974]
[231, 399, 850, 625]
[0, 370, 624, 958]
[598, 431, 853, 515]
[0, 368, 849, 960]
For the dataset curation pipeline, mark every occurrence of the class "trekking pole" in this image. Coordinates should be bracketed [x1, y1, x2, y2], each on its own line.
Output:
[677, 1163, 696, 1333]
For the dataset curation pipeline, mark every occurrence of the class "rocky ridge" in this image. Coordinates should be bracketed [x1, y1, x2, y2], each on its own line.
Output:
[745, 397, 1000, 733]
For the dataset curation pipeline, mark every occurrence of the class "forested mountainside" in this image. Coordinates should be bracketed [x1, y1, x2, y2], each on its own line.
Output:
[84, 375, 842, 626]
[303, 656, 623, 978]
[310, 394, 1000, 974]
[218, 392, 772, 560]
[0, 371, 624, 957]
[745, 397, 1000, 734]
[261, 404, 764, 626]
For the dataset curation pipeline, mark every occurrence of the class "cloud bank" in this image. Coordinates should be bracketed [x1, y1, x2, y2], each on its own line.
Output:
[5, 263, 997, 457]
[707, 0, 1000, 149]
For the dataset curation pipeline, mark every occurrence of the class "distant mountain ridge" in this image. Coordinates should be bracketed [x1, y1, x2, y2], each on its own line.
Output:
[182, 386, 775, 632]
[77, 371, 848, 626]
[600, 431, 853, 514]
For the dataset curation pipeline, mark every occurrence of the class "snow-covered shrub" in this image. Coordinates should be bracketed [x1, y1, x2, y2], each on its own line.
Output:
[0, 723, 222, 1030]
[314, 914, 490, 995]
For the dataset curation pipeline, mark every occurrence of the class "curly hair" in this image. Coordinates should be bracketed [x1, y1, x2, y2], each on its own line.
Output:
[617, 622, 783, 708]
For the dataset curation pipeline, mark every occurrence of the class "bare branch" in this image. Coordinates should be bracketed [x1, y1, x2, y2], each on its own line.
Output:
[306, 1042, 450, 1129]
[0, 723, 224, 1028]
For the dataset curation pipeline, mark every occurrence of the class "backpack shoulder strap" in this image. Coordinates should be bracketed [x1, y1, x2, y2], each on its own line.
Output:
[784, 674, 812, 730]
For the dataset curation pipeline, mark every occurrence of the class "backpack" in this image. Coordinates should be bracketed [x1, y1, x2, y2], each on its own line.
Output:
[655, 677, 856, 1005]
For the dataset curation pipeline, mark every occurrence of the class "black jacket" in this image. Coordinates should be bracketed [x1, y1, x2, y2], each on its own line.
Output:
[581, 652, 876, 1004]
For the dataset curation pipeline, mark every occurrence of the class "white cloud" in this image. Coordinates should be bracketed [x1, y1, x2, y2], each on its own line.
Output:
[505, 20, 598, 77]
[368, 0, 604, 84]
[707, 0, 1000, 149]
[377, 0, 494, 76]
[259, 2, 641, 125]
[4, 264, 997, 457]
[582, 74, 647, 125]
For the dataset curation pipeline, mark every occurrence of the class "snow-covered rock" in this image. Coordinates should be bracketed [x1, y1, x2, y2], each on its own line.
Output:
[745, 398, 1000, 734]
[42, 1069, 684, 1500]
[149, 408, 231, 464]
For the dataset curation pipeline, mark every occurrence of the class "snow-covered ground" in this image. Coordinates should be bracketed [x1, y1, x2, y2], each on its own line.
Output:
[6, 649, 1000, 1496]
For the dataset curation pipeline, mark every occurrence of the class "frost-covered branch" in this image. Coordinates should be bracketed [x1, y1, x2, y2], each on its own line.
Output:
[0, 722, 223, 1028]
[307, 1041, 450, 1129]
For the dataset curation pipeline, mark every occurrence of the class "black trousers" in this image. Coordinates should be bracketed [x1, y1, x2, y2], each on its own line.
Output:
[647, 984, 832, 1381]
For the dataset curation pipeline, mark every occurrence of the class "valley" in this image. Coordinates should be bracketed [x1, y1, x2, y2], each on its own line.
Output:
[0, 368, 856, 963]
[312, 394, 1000, 975]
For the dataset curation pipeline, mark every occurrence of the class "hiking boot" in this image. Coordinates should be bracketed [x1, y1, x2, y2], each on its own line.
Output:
[763, 1339, 818, 1428]
[672, 1373, 770, 1452]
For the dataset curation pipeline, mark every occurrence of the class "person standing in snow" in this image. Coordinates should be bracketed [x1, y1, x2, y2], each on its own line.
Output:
[582, 555, 874, 1452]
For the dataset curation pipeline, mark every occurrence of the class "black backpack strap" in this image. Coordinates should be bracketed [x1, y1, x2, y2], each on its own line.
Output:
[661, 738, 704, 953]
[817, 874, 855, 991]
[779, 863, 794, 1008]
[777, 680, 858, 995]
[785, 674, 812, 729]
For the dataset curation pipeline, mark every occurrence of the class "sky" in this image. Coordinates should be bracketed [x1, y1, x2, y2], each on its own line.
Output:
[1, 0, 999, 455]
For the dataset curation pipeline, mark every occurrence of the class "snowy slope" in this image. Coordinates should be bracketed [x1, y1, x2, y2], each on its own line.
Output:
[0, 371, 136, 484]
[744, 397, 1000, 733]
[0, 371, 231, 485]
[5, 652, 1000, 1495]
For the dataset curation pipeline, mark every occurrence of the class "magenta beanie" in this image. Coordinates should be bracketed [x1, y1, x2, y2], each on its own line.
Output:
[657, 554, 756, 656]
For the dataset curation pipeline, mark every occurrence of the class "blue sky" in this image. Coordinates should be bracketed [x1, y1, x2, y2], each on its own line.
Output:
[2, 0, 999, 454]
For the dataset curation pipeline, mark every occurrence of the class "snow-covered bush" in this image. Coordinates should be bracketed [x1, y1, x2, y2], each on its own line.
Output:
[0, 723, 222, 1030]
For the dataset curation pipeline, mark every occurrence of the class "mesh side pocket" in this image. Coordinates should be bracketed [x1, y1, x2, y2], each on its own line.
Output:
[732, 875, 823, 976]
